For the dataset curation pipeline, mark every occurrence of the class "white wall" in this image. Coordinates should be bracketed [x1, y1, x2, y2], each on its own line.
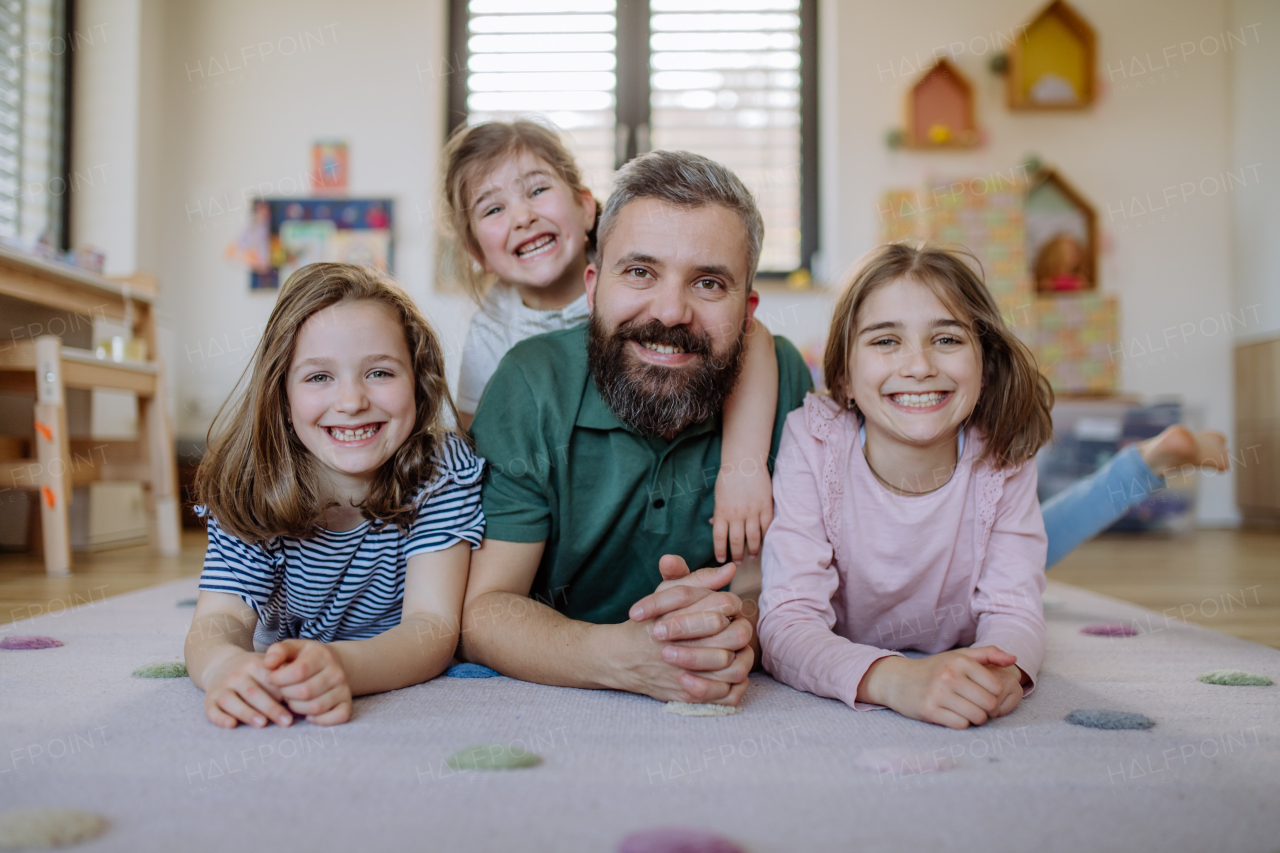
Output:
[71, 0, 141, 274]
[74, 0, 1254, 523]
[1230, 0, 1280, 342]
[82, 0, 475, 441]
[816, 0, 1245, 524]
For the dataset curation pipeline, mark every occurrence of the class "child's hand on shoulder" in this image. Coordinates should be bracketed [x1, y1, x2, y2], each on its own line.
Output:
[204, 651, 294, 730]
[263, 639, 354, 726]
[859, 646, 1018, 730]
[711, 462, 773, 563]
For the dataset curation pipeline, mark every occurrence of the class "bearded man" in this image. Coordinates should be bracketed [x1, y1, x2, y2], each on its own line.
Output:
[461, 150, 812, 706]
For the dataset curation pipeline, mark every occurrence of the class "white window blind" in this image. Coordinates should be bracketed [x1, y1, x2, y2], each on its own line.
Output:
[0, 0, 66, 247]
[455, 0, 812, 273]
[465, 0, 618, 196]
[649, 0, 802, 272]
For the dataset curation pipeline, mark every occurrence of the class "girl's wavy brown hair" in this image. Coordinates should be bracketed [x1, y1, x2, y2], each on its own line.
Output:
[823, 243, 1054, 469]
[438, 119, 600, 301]
[195, 263, 459, 544]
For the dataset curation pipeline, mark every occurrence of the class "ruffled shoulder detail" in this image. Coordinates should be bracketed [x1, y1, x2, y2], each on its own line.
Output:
[800, 392, 857, 567]
[967, 431, 1009, 563]
[420, 432, 486, 497]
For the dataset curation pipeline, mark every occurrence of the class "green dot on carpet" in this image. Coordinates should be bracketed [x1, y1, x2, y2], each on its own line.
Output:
[132, 661, 188, 679]
[1197, 669, 1272, 686]
[0, 808, 108, 848]
[664, 701, 742, 717]
[1065, 709, 1155, 730]
[446, 744, 541, 770]
[175, 598, 198, 607]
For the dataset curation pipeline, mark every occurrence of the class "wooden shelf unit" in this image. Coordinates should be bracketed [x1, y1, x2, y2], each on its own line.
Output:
[0, 246, 179, 575]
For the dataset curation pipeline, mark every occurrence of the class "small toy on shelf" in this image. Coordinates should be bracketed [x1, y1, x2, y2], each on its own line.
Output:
[1034, 233, 1091, 292]
[903, 58, 979, 149]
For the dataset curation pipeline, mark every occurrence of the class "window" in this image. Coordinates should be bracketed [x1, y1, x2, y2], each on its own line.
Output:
[448, 0, 817, 276]
[0, 0, 70, 249]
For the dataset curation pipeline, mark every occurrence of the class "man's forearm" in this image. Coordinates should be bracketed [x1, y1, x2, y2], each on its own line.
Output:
[458, 591, 617, 690]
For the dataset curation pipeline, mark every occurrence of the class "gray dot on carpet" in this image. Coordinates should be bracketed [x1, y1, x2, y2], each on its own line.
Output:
[132, 662, 188, 678]
[1065, 709, 1155, 730]
[175, 598, 198, 607]
[1197, 669, 1273, 686]
[445, 744, 541, 770]
[0, 808, 108, 848]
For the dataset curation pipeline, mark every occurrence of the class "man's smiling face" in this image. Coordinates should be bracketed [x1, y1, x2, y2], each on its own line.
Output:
[584, 197, 758, 438]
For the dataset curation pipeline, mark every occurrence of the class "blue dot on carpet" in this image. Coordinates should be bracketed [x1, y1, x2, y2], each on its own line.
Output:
[446, 663, 499, 679]
[1065, 709, 1155, 730]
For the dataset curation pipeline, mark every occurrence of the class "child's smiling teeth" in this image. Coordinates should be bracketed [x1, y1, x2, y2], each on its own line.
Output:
[515, 234, 556, 259]
[641, 341, 685, 355]
[326, 424, 380, 441]
[889, 392, 947, 408]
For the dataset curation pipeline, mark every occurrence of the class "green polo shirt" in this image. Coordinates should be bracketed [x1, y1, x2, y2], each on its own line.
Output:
[470, 323, 812, 625]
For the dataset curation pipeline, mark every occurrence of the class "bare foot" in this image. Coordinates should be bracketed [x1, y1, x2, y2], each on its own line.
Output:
[1137, 425, 1229, 477]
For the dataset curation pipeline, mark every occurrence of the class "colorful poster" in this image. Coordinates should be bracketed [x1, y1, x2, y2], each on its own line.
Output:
[247, 198, 394, 290]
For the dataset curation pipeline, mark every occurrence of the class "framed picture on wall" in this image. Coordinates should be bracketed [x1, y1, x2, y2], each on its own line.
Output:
[248, 198, 394, 290]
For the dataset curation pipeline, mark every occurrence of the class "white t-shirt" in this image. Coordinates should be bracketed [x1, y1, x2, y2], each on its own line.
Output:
[456, 283, 591, 414]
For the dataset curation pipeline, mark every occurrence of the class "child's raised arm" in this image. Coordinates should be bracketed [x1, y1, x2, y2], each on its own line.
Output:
[261, 541, 472, 724]
[713, 319, 778, 563]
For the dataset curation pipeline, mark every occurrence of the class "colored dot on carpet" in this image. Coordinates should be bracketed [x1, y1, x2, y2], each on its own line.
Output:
[132, 662, 189, 679]
[1065, 709, 1156, 730]
[664, 702, 741, 717]
[0, 808, 108, 848]
[1197, 669, 1273, 687]
[1041, 597, 1065, 611]
[618, 827, 744, 853]
[175, 598, 198, 607]
[445, 744, 541, 770]
[445, 662, 498, 678]
[0, 636, 63, 651]
[1080, 623, 1139, 637]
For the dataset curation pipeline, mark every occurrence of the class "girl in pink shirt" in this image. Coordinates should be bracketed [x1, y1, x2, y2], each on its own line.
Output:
[758, 243, 1054, 730]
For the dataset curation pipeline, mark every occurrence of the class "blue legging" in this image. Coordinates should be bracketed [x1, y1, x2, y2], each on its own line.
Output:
[1042, 444, 1165, 568]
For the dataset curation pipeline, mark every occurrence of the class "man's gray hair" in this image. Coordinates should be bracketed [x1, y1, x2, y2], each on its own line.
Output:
[597, 150, 765, 287]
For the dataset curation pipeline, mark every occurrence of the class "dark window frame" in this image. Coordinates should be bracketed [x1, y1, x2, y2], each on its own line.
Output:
[446, 0, 820, 276]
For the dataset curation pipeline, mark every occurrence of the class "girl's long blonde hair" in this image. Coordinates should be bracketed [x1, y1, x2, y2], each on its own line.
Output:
[438, 119, 599, 300]
[195, 263, 459, 544]
[823, 243, 1054, 468]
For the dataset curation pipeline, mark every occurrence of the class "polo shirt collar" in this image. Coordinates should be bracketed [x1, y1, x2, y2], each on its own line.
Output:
[577, 373, 720, 440]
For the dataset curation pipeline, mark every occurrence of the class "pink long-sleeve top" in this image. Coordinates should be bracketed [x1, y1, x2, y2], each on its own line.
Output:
[758, 394, 1047, 711]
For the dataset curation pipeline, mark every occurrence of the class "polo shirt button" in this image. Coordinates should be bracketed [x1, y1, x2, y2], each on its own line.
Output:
[653, 498, 665, 508]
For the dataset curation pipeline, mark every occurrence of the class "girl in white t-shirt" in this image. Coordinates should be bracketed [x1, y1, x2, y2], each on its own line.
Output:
[440, 120, 779, 562]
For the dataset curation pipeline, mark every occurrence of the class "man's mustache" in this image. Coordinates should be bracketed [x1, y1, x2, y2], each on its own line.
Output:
[612, 319, 713, 357]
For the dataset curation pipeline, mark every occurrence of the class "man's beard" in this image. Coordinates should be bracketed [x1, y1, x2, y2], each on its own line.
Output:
[587, 312, 747, 437]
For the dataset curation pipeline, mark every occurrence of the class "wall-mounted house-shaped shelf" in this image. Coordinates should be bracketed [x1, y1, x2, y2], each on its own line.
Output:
[1025, 168, 1097, 293]
[905, 58, 980, 149]
[1008, 0, 1097, 109]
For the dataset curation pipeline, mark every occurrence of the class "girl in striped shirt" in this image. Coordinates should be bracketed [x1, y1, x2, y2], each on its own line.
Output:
[185, 263, 484, 728]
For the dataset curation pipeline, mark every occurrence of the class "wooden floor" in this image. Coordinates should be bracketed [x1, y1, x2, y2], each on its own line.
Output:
[2, 529, 1277, 648]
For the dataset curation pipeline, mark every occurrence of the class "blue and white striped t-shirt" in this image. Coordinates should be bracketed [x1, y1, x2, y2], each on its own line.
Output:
[197, 433, 485, 646]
